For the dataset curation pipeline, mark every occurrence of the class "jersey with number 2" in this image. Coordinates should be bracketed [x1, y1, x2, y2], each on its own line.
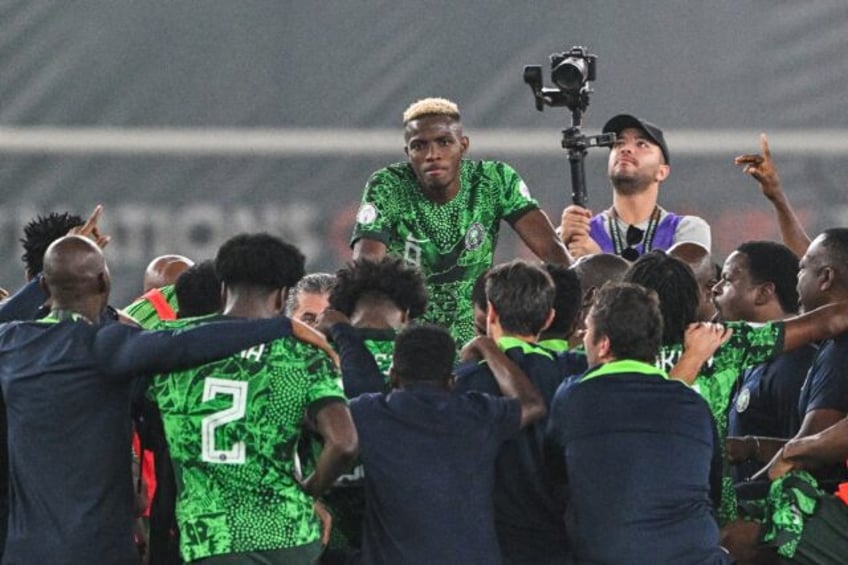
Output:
[148, 315, 346, 561]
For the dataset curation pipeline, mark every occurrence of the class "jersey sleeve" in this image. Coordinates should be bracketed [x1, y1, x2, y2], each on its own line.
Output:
[493, 162, 539, 223]
[350, 167, 403, 247]
[463, 390, 521, 442]
[329, 323, 387, 397]
[803, 344, 848, 414]
[0, 276, 47, 322]
[301, 345, 347, 416]
[95, 317, 295, 379]
[716, 321, 784, 373]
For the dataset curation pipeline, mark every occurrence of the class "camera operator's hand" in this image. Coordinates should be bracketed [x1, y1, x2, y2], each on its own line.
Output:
[734, 133, 783, 201]
[559, 205, 592, 243]
[566, 234, 602, 259]
[560, 205, 601, 258]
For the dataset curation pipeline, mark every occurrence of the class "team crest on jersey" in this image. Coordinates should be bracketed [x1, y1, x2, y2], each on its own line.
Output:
[735, 387, 750, 413]
[465, 222, 485, 250]
[518, 180, 532, 200]
[356, 203, 378, 225]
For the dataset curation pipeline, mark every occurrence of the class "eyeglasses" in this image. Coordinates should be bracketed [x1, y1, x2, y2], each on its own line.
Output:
[621, 225, 644, 261]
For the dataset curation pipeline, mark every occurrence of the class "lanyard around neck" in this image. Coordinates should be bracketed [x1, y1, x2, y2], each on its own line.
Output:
[609, 205, 661, 256]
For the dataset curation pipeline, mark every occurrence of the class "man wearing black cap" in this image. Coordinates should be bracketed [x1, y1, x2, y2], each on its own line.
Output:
[559, 114, 711, 260]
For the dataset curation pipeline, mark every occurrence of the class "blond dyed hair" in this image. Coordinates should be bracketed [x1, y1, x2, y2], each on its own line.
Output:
[402, 97, 461, 124]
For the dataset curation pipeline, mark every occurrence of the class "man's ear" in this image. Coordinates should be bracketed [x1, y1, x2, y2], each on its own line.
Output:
[273, 287, 287, 314]
[459, 135, 470, 156]
[596, 334, 612, 362]
[540, 308, 556, 334]
[655, 163, 671, 183]
[97, 272, 109, 294]
[220, 282, 228, 306]
[753, 282, 775, 307]
[820, 266, 835, 292]
[39, 275, 51, 298]
[486, 300, 498, 332]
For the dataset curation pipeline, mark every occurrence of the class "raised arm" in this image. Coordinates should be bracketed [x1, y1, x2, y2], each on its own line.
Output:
[351, 237, 387, 263]
[735, 133, 811, 257]
[512, 209, 573, 266]
[318, 310, 388, 397]
[783, 301, 848, 352]
[460, 336, 546, 428]
[0, 277, 47, 322]
[96, 316, 302, 378]
[669, 322, 733, 385]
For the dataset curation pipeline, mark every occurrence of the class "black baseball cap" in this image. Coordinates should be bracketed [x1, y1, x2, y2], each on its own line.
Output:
[602, 114, 670, 164]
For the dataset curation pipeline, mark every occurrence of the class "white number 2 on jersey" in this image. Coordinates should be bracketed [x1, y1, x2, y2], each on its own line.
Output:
[201, 378, 248, 464]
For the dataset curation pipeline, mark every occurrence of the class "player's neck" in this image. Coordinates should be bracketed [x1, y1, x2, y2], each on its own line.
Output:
[350, 308, 404, 331]
[421, 181, 460, 204]
[611, 189, 658, 225]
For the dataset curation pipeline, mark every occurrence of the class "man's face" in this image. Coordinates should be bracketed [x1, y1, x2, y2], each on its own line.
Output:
[404, 116, 468, 200]
[607, 127, 669, 194]
[712, 251, 758, 322]
[796, 236, 829, 313]
[290, 291, 329, 327]
[583, 307, 602, 366]
[473, 303, 487, 337]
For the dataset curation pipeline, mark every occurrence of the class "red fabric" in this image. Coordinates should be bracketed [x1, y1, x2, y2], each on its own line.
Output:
[141, 288, 177, 321]
[835, 482, 848, 506]
[132, 432, 157, 518]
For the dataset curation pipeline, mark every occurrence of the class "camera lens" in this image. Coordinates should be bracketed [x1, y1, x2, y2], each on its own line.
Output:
[551, 57, 588, 92]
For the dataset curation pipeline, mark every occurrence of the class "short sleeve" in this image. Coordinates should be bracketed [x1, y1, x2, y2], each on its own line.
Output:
[303, 349, 347, 413]
[673, 215, 712, 252]
[463, 391, 521, 442]
[803, 344, 848, 414]
[493, 162, 538, 223]
[350, 167, 404, 247]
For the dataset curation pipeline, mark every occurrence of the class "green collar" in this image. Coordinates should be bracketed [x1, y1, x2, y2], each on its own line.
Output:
[581, 359, 668, 383]
[496, 336, 554, 360]
[538, 338, 569, 353]
[41, 309, 93, 325]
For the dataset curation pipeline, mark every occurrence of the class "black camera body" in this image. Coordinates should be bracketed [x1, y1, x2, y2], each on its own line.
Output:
[523, 46, 612, 207]
[523, 45, 598, 114]
[550, 47, 597, 92]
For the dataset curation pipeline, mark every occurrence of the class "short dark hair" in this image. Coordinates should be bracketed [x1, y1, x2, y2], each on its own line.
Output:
[392, 324, 456, 383]
[175, 260, 221, 318]
[329, 258, 427, 319]
[21, 212, 84, 277]
[590, 283, 663, 363]
[471, 270, 489, 313]
[623, 251, 698, 345]
[819, 228, 848, 280]
[543, 263, 582, 335]
[736, 241, 799, 314]
[286, 273, 336, 316]
[486, 260, 554, 336]
[215, 233, 305, 290]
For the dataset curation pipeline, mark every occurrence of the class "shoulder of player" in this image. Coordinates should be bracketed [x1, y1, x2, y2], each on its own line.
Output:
[366, 162, 416, 187]
[269, 336, 338, 366]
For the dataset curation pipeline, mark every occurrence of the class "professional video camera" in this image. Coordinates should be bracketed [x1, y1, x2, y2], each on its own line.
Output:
[524, 47, 614, 207]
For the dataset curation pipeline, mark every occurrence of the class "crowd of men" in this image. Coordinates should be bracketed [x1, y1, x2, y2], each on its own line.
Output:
[0, 97, 846, 565]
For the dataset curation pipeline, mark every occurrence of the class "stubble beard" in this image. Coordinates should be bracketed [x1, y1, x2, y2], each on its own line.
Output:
[610, 171, 652, 196]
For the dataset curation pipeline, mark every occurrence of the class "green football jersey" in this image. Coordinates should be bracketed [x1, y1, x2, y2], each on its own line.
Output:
[351, 159, 538, 345]
[658, 320, 784, 524]
[148, 316, 346, 561]
[124, 284, 178, 329]
[359, 327, 397, 387]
